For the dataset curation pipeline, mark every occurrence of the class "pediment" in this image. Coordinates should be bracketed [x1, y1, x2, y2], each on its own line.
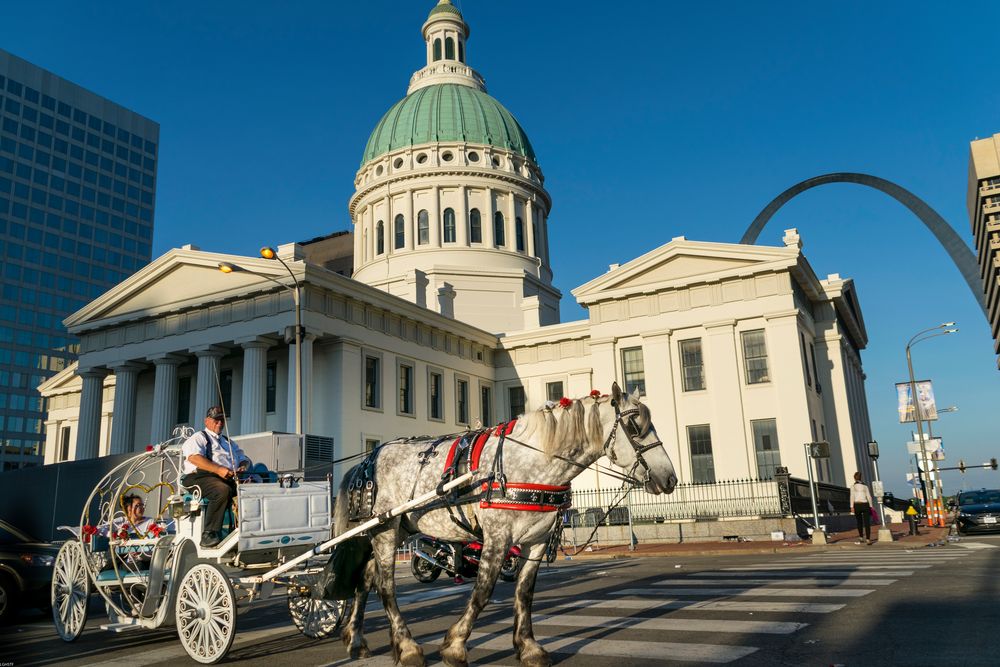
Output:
[572, 239, 797, 303]
[97, 263, 257, 320]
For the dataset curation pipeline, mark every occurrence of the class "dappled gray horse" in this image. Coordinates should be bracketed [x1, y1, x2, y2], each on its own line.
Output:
[333, 383, 677, 667]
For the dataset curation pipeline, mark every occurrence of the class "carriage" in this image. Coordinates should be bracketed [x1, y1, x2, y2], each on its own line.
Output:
[48, 426, 459, 664]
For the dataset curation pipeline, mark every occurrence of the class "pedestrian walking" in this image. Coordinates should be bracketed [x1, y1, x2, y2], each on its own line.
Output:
[851, 471, 875, 545]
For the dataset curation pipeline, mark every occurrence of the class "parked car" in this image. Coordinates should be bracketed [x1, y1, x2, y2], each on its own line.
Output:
[954, 489, 1000, 535]
[0, 520, 60, 623]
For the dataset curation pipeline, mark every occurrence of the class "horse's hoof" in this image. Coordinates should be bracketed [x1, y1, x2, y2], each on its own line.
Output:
[399, 645, 426, 667]
[440, 643, 468, 667]
[520, 647, 553, 667]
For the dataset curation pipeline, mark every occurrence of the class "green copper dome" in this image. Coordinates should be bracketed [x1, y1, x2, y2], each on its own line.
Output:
[361, 84, 536, 165]
[429, 1, 463, 19]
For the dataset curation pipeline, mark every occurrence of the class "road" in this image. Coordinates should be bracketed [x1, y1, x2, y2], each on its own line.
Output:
[4, 535, 999, 666]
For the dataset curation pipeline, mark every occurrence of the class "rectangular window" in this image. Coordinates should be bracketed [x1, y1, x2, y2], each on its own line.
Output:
[545, 381, 564, 402]
[397, 362, 413, 415]
[265, 361, 277, 413]
[365, 438, 379, 454]
[752, 418, 781, 479]
[741, 329, 770, 384]
[800, 332, 812, 387]
[621, 346, 645, 395]
[687, 424, 715, 484]
[809, 343, 820, 392]
[481, 384, 492, 426]
[428, 370, 443, 420]
[364, 355, 381, 409]
[177, 376, 191, 425]
[456, 378, 469, 425]
[508, 385, 525, 420]
[679, 338, 705, 391]
[59, 426, 71, 462]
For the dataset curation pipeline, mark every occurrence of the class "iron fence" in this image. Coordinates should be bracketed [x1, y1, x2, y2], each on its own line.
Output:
[569, 478, 784, 524]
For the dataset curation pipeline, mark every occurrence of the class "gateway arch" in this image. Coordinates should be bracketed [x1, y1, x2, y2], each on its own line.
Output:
[740, 172, 987, 316]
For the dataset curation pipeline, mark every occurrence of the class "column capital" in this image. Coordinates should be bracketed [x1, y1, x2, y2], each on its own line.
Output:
[77, 366, 109, 379]
[704, 319, 736, 332]
[190, 344, 228, 358]
[109, 360, 146, 373]
[148, 352, 186, 366]
[236, 335, 276, 349]
[640, 328, 673, 342]
[284, 327, 320, 344]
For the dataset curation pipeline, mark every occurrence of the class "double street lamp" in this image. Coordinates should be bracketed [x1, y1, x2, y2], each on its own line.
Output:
[219, 246, 303, 434]
[905, 322, 957, 528]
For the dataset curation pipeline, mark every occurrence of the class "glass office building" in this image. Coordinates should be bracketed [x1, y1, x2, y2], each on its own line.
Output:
[0, 48, 159, 470]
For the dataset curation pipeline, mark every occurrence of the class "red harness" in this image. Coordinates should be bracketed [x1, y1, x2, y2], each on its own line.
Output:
[440, 420, 572, 513]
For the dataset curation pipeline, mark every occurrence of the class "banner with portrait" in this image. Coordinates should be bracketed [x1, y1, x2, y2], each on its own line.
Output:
[896, 380, 938, 423]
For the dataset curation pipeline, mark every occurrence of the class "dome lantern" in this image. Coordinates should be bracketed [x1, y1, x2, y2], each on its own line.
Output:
[410, 0, 484, 94]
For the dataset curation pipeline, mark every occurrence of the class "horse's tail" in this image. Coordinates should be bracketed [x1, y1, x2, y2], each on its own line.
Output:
[333, 462, 361, 537]
[314, 463, 372, 600]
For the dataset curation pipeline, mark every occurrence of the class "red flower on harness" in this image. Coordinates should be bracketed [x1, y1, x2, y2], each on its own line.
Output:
[147, 523, 163, 538]
[589, 389, 602, 398]
[116, 530, 129, 540]
[81, 524, 98, 544]
[558, 397, 572, 408]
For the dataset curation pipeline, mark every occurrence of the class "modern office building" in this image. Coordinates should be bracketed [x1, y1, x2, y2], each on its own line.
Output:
[0, 48, 159, 469]
[967, 134, 1000, 370]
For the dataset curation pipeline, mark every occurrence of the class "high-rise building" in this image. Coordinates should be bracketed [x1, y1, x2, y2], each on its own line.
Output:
[0, 49, 159, 469]
[967, 134, 1000, 370]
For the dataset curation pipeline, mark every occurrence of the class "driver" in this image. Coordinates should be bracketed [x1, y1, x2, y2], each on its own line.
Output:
[181, 406, 251, 548]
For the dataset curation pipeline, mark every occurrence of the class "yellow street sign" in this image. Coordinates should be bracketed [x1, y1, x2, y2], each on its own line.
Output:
[906, 505, 918, 516]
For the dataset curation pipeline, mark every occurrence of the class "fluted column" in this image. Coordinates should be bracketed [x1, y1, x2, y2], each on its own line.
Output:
[76, 368, 108, 460]
[457, 185, 469, 246]
[149, 354, 184, 443]
[404, 192, 415, 251]
[507, 194, 517, 251]
[286, 331, 316, 433]
[430, 186, 441, 246]
[109, 362, 144, 455]
[239, 338, 271, 434]
[484, 186, 495, 246]
[192, 346, 227, 421]
[525, 200, 536, 259]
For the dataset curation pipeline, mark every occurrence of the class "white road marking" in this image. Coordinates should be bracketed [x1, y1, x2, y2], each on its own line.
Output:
[944, 542, 997, 549]
[700, 569, 914, 578]
[551, 598, 845, 613]
[531, 613, 806, 634]
[729, 564, 932, 570]
[615, 587, 873, 597]
[654, 577, 896, 586]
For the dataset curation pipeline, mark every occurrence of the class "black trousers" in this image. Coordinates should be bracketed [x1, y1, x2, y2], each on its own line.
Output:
[183, 471, 237, 534]
[854, 502, 872, 540]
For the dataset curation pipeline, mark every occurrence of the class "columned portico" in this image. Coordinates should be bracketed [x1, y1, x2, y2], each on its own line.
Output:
[76, 368, 108, 460]
[149, 354, 184, 444]
[193, 346, 227, 420]
[239, 337, 272, 434]
[109, 361, 144, 455]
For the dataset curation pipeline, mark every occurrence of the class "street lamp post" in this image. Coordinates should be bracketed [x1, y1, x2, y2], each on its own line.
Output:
[219, 248, 303, 434]
[905, 323, 957, 528]
[866, 440, 894, 544]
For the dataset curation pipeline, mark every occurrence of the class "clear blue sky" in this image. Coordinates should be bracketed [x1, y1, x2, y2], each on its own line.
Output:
[4, 1, 998, 495]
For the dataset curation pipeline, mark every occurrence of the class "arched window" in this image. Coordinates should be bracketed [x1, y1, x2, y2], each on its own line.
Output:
[515, 216, 525, 252]
[376, 220, 384, 255]
[469, 208, 482, 243]
[417, 210, 429, 245]
[394, 214, 405, 249]
[443, 208, 456, 243]
[458, 40, 465, 63]
[445, 37, 455, 60]
[433, 39, 442, 62]
[494, 211, 505, 247]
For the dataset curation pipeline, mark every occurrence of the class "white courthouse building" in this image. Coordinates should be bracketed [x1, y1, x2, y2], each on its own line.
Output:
[40, 1, 875, 489]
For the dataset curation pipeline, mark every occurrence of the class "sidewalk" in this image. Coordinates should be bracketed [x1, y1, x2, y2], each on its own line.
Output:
[559, 523, 953, 559]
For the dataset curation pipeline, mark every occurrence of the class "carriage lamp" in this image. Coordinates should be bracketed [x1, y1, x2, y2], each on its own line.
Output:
[259, 246, 277, 260]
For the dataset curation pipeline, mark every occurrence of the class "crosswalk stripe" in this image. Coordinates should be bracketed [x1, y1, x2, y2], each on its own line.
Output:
[614, 587, 873, 597]
[654, 577, 896, 586]
[726, 564, 932, 570]
[531, 613, 807, 635]
[952, 542, 999, 549]
[551, 598, 845, 614]
[699, 570, 914, 578]
[457, 630, 759, 664]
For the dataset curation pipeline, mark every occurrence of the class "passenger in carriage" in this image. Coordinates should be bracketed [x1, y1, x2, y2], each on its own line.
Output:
[102, 493, 173, 538]
[181, 406, 252, 548]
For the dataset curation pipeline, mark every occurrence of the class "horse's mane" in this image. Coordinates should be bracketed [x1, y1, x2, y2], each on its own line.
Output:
[513, 396, 607, 459]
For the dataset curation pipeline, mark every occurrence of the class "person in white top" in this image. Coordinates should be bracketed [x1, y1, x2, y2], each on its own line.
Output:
[181, 406, 251, 547]
[850, 471, 875, 545]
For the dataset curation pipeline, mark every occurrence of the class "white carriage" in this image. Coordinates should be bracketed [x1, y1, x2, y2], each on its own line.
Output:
[50, 427, 347, 664]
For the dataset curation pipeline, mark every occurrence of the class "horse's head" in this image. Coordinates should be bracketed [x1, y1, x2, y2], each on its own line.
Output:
[605, 382, 677, 494]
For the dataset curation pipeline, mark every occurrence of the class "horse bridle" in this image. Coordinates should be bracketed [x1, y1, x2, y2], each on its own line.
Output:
[603, 399, 665, 481]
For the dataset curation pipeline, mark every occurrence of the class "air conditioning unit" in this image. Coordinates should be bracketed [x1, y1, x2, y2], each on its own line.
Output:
[237, 431, 334, 480]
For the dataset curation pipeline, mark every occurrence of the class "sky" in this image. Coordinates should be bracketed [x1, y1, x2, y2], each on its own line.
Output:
[3, 1, 998, 496]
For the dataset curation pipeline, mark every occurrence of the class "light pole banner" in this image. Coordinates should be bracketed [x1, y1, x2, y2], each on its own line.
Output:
[896, 380, 938, 423]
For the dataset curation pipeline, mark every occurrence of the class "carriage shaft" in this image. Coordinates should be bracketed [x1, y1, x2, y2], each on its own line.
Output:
[241, 471, 478, 585]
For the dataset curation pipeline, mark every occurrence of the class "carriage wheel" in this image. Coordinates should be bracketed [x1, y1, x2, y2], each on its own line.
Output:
[287, 574, 348, 639]
[175, 563, 236, 664]
[51, 541, 90, 641]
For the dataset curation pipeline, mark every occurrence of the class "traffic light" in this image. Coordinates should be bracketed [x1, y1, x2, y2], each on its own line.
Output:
[991, 458, 998, 471]
[959, 460, 966, 473]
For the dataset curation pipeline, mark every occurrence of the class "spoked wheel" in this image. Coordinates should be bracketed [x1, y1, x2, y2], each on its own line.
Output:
[287, 574, 349, 638]
[176, 563, 236, 664]
[51, 541, 90, 641]
[410, 553, 443, 583]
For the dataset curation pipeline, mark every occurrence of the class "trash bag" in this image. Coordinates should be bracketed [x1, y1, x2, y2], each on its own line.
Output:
[313, 536, 373, 600]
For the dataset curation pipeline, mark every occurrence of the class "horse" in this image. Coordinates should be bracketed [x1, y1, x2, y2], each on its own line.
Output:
[331, 382, 677, 667]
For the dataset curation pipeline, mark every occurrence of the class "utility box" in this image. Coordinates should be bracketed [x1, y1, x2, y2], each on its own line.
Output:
[237, 431, 336, 479]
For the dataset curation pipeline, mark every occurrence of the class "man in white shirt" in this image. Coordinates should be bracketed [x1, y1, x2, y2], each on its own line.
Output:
[181, 406, 251, 547]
